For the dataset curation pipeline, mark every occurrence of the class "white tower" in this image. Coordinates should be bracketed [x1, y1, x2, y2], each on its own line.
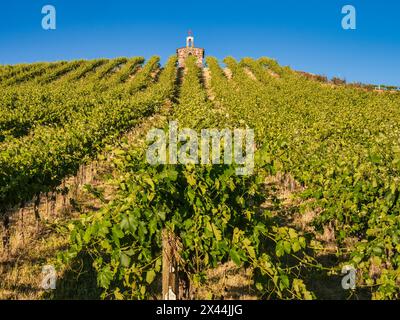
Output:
[186, 31, 194, 48]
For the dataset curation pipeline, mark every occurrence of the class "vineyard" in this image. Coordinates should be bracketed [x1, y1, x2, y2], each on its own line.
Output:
[1, 54, 400, 300]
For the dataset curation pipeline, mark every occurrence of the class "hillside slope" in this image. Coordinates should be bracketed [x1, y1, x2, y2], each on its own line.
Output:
[1, 56, 400, 300]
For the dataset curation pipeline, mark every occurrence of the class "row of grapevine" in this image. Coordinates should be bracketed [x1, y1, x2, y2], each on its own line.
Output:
[209, 56, 400, 299]
[2, 62, 65, 86]
[59, 56, 314, 300]
[36, 60, 87, 85]
[0, 63, 44, 84]
[0, 57, 177, 217]
[0, 57, 160, 141]
[58, 59, 108, 83]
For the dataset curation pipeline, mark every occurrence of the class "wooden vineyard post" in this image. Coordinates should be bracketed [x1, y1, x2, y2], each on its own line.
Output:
[162, 229, 178, 300]
[162, 229, 191, 300]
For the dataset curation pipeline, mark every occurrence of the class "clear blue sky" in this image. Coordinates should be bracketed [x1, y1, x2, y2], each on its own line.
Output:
[0, 0, 399, 86]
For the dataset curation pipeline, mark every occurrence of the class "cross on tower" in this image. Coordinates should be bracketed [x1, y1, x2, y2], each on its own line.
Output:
[188, 29, 193, 36]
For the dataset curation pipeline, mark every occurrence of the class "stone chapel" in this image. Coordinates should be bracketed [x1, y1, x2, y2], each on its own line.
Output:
[176, 31, 205, 68]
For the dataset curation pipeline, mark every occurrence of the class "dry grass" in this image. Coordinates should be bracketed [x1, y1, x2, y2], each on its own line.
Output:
[243, 67, 257, 81]
[195, 262, 257, 300]
[267, 70, 280, 78]
[0, 227, 68, 299]
[0, 164, 111, 299]
[223, 68, 232, 80]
